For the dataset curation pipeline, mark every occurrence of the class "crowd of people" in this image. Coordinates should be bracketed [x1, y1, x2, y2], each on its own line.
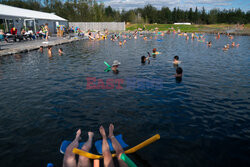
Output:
[0, 23, 50, 43]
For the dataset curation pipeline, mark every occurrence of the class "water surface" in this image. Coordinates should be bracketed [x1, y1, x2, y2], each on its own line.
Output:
[0, 34, 249, 167]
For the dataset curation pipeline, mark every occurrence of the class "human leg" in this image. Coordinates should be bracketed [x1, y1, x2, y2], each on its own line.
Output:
[109, 124, 128, 167]
[63, 129, 81, 167]
[77, 132, 94, 167]
[100, 126, 115, 167]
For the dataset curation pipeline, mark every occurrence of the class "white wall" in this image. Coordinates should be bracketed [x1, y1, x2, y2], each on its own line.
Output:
[69, 22, 125, 31]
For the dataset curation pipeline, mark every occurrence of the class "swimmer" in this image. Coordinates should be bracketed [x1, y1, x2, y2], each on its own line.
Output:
[39, 46, 43, 53]
[186, 35, 189, 40]
[141, 52, 150, 64]
[207, 41, 212, 47]
[112, 60, 120, 74]
[143, 36, 147, 40]
[63, 129, 94, 167]
[48, 46, 52, 57]
[173, 56, 181, 65]
[191, 33, 195, 39]
[58, 48, 64, 55]
[175, 67, 183, 77]
[119, 41, 122, 46]
[123, 39, 126, 44]
[231, 42, 235, 47]
[216, 32, 220, 39]
[228, 34, 234, 40]
[222, 45, 229, 51]
[152, 48, 157, 55]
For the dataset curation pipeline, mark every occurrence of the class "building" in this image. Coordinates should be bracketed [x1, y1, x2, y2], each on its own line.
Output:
[174, 23, 191, 25]
[0, 4, 68, 34]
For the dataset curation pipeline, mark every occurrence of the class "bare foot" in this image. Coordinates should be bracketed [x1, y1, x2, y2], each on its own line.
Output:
[99, 126, 107, 139]
[109, 124, 114, 138]
[88, 132, 94, 139]
[76, 129, 81, 140]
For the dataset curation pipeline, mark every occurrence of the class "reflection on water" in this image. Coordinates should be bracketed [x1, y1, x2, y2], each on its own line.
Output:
[0, 34, 250, 167]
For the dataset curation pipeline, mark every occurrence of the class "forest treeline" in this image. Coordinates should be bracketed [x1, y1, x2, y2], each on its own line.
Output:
[0, 0, 249, 24]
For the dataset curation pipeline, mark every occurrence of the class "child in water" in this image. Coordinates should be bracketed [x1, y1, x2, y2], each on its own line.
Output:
[173, 56, 181, 65]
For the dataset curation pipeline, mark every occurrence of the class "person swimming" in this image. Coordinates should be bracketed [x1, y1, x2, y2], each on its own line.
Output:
[173, 56, 181, 64]
[119, 41, 122, 46]
[222, 45, 229, 51]
[216, 32, 220, 39]
[112, 60, 120, 74]
[141, 52, 150, 64]
[231, 42, 240, 47]
[207, 41, 212, 47]
[58, 48, 64, 55]
[175, 67, 183, 77]
[48, 46, 52, 57]
[39, 46, 43, 53]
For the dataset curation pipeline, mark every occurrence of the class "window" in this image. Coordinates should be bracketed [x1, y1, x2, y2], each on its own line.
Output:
[0, 19, 6, 32]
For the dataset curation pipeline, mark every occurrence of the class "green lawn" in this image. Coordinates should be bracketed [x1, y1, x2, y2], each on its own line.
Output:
[126, 24, 250, 33]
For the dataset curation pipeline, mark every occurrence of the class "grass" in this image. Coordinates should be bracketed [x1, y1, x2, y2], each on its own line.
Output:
[126, 24, 250, 33]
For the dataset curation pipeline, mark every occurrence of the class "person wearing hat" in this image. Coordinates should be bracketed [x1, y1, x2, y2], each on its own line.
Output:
[112, 60, 121, 74]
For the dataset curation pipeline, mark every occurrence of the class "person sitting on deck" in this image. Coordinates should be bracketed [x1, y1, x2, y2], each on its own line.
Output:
[21, 29, 26, 35]
[63, 124, 128, 167]
[0, 29, 5, 41]
[11, 27, 17, 35]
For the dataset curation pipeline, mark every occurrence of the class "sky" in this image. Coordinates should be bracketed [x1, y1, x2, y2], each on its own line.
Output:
[97, 0, 250, 11]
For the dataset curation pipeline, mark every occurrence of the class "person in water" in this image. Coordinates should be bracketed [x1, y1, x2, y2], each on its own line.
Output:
[231, 42, 240, 47]
[175, 67, 183, 77]
[112, 60, 120, 74]
[152, 48, 158, 55]
[58, 48, 63, 55]
[207, 41, 212, 47]
[119, 41, 122, 46]
[222, 45, 229, 51]
[39, 46, 43, 53]
[141, 52, 150, 64]
[173, 56, 181, 65]
[48, 46, 52, 57]
[63, 130, 94, 167]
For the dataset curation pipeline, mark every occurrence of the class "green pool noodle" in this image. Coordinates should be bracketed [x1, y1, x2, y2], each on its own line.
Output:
[120, 153, 137, 167]
[104, 68, 111, 72]
[104, 61, 111, 68]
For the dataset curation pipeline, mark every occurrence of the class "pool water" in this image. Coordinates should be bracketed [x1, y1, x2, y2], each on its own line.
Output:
[0, 33, 249, 167]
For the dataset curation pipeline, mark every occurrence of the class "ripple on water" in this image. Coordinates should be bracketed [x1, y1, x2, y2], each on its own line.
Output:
[0, 34, 250, 167]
